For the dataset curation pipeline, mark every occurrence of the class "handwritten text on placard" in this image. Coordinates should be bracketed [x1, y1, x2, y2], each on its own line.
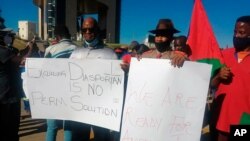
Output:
[120, 58, 211, 141]
[25, 58, 124, 131]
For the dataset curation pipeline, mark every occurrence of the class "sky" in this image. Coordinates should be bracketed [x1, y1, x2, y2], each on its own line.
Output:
[1, 0, 250, 48]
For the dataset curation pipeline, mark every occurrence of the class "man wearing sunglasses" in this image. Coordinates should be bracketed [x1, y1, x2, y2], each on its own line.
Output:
[70, 17, 117, 141]
[71, 17, 117, 60]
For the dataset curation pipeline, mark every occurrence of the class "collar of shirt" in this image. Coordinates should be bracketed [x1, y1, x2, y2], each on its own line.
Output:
[58, 38, 71, 43]
[83, 38, 101, 49]
[236, 51, 250, 63]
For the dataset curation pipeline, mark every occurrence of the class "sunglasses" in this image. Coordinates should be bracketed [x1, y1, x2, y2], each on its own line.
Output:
[81, 28, 95, 33]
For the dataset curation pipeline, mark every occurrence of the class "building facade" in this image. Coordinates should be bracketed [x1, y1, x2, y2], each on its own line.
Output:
[33, 0, 121, 43]
[18, 21, 36, 41]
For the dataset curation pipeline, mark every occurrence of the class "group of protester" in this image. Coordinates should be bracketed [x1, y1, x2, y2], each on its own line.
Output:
[1, 14, 250, 141]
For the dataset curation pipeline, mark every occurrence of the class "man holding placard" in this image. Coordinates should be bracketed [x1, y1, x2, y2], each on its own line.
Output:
[70, 17, 117, 141]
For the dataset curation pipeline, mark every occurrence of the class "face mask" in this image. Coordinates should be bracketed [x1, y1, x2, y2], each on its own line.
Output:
[84, 38, 99, 48]
[233, 36, 250, 52]
[155, 41, 171, 52]
[4, 35, 12, 46]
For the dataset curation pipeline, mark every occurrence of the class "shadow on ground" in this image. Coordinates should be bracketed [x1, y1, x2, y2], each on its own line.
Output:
[19, 117, 47, 137]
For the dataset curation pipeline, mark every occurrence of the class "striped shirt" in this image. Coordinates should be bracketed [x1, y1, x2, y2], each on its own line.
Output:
[44, 39, 77, 58]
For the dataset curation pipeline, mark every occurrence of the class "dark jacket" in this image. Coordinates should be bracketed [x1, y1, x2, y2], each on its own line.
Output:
[0, 46, 22, 103]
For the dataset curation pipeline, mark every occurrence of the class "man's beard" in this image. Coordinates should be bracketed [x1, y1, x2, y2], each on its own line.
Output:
[155, 41, 171, 53]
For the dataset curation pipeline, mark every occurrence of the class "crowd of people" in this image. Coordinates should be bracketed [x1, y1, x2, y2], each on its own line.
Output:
[1, 14, 250, 141]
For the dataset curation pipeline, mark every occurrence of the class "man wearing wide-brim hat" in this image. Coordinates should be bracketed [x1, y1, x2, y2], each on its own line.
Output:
[142, 19, 188, 67]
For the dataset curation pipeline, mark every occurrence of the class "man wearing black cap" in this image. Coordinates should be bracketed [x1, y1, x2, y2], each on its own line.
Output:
[0, 17, 23, 141]
[142, 19, 188, 67]
[0, 17, 18, 54]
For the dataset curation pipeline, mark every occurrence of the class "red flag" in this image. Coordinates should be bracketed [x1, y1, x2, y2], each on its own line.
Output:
[187, 0, 224, 75]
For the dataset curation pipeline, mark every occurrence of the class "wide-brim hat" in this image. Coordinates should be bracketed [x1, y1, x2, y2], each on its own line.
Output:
[149, 19, 180, 35]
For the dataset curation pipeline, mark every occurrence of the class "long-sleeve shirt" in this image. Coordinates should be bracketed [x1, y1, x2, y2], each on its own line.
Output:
[70, 40, 117, 60]
[44, 39, 77, 58]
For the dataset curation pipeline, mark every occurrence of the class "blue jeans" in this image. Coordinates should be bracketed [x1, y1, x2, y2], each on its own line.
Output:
[46, 119, 72, 141]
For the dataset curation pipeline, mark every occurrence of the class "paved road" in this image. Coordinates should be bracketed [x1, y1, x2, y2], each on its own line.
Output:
[18, 100, 95, 141]
[19, 101, 64, 141]
[18, 94, 211, 141]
